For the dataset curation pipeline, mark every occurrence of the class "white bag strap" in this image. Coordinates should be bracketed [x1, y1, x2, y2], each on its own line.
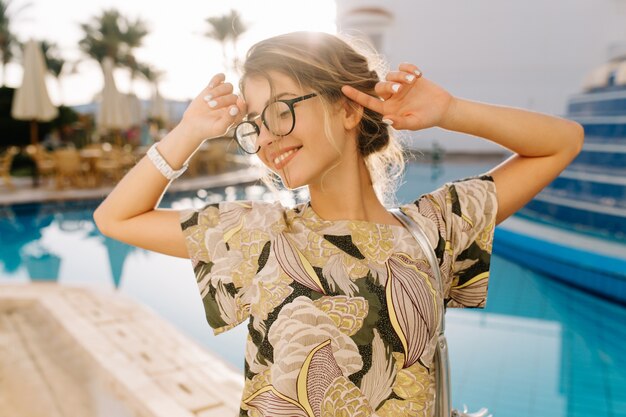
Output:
[389, 208, 445, 333]
[389, 207, 451, 417]
[389, 207, 493, 417]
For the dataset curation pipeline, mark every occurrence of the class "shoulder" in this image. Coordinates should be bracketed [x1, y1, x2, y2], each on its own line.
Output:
[402, 174, 496, 217]
[180, 200, 288, 231]
[397, 173, 497, 239]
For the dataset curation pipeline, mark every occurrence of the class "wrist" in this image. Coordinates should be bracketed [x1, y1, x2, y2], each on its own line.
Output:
[172, 121, 207, 147]
[438, 96, 461, 131]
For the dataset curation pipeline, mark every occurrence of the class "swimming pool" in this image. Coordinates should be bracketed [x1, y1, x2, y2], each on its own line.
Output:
[1, 159, 624, 417]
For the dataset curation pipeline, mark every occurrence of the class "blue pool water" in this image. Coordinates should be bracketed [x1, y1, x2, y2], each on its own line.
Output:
[1, 158, 625, 417]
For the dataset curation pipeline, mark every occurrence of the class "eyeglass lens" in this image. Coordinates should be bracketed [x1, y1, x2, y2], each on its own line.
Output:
[235, 101, 294, 153]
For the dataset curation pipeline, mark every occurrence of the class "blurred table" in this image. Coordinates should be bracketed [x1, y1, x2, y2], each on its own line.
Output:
[79, 149, 103, 187]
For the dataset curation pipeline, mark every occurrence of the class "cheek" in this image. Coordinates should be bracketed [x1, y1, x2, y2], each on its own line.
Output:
[258, 154, 277, 173]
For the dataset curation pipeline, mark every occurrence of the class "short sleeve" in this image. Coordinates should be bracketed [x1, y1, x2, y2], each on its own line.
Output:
[179, 200, 285, 335]
[409, 174, 498, 309]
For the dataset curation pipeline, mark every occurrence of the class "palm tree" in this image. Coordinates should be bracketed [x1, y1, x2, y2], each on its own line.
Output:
[137, 62, 163, 87]
[138, 62, 167, 126]
[0, 0, 31, 86]
[78, 9, 124, 65]
[204, 9, 248, 72]
[119, 16, 148, 91]
[41, 40, 66, 103]
[78, 9, 149, 91]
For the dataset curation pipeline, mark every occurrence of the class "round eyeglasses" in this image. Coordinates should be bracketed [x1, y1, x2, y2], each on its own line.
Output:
[233, 93, 317, 154]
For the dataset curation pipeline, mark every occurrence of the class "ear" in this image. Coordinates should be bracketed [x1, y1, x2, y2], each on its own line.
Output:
[340, 98, 364, 131]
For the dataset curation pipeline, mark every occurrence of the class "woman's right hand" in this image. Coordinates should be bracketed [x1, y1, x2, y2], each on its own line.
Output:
[179, 73, 246, 144]
[341, 63, 455, 132]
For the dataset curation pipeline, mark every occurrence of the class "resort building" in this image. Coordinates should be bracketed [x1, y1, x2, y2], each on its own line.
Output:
[336, 0, 626, 153]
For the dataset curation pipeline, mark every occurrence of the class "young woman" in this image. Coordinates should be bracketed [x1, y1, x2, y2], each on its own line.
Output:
[94, 31, 583, 416]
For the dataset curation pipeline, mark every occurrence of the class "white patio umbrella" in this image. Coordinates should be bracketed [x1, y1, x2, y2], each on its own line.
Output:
[97, 57, 132, 144]
[11, 39, 59, 144]
[125, 92, 143, 126]
[149, 86, 169, 126]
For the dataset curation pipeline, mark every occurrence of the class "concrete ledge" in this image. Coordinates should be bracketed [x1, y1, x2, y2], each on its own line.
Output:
[0, 283, 242, 417]
[0, 165, 263, 206]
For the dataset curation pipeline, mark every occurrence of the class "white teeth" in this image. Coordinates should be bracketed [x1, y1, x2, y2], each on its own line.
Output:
[273, 148, 298, 165]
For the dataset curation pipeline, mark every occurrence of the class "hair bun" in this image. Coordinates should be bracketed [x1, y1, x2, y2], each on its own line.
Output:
[358, 108, 389, 156]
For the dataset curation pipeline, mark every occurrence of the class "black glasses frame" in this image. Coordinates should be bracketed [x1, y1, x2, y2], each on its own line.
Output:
[233, 93, 317, 154]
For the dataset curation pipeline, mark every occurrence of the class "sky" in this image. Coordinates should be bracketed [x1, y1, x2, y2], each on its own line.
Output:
[6, 0, 337, 106]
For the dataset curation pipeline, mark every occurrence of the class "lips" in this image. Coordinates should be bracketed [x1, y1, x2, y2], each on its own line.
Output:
[270, 146, 302, 169]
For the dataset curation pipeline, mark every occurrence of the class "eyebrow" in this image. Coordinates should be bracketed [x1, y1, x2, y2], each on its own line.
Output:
[246, 92, 295, 119]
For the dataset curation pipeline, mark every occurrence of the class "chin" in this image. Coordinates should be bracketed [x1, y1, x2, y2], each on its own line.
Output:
[280, 175, 307, 190]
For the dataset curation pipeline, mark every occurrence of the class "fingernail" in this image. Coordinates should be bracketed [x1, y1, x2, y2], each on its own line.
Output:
[382, 119, 393, 125]
[229, 106, 239, 116]
[405, 74, 415, 82]
[414, 69, 422, 77]
[203, 94, 212, 102]
[208, 100, 218, 108]
[392, 84, 401, 93]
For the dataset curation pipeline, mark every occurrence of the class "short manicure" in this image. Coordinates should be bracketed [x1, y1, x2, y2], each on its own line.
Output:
[208, 100, 218, 108]
[382, 119, 394, 125]
[414, 69, 422, 77]
[392, 83, 401, 93]
[203, 94, 212, 102]
[229, 106, 239, 116]
[405, 74, 415, 82]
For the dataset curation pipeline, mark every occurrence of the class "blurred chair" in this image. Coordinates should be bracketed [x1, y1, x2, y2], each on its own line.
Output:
[93, 143, 136, 186]
[118, 144, 137, 172]
[0, 146, 20, 190]
[53, 148, 90, 189]
[79, 144, 104, 187]
[203, 144, 228, 174]
[25, 144, 57, 186]
[189, 139, 230, 176]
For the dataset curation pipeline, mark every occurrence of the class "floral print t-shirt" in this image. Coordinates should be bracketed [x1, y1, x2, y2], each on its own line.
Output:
[179, 174, 498, 417]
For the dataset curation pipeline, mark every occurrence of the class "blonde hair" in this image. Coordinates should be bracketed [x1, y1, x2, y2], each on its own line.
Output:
[239, 31, 407, 207]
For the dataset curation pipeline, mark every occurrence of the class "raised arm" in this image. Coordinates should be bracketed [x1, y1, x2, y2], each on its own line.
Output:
[341, 63, 584, 225]
[436, 97, 583, 225]
[93, 73, 245, 258]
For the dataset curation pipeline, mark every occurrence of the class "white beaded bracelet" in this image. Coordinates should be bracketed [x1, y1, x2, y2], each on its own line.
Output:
[147, 143, 188, 181]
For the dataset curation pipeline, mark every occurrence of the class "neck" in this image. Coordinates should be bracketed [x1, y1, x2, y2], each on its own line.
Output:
[307, 151, 397, 225]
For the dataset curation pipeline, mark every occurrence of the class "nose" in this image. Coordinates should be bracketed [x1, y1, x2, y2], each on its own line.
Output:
[255, 124, 280, 152]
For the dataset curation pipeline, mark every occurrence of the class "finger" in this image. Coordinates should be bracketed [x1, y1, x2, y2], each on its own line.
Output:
[382, 113, 420, 131]
[227, 96, 247, 121]
[374, 81, 403, 97]
[208, 73, 225, 89]
[223, 97, 247, 137]
[341, 85, 384, 114]
[202, 83, 234, 103]
[197, 73, 225, 101]
[205, 93, 238, 110]
[236, 95, 246, 110]
[381, 115, 397, 128]
[398, 63, 423, 79]
[235, 96, 247, 117]
[386, 70, 419, 85]
[227, 105, 240, 118]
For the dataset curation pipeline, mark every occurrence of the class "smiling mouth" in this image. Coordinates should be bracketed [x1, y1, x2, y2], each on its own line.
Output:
[273, 147, 302, 169]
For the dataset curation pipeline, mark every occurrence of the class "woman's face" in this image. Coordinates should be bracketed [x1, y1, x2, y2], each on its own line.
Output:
[242, 71, 352, 190]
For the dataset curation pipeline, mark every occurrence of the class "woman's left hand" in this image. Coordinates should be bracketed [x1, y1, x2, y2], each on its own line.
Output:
[341, 62, 457, 131]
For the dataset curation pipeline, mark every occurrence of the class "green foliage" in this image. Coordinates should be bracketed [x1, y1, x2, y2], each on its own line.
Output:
[205, 9, 247, 42]
[40, 40, 65, 78]
[0, 86, 30, 145]
[78, 8, 149, 77]
[0, 0, 32, 86]
[0, 86, 78, 147]
[204, 9, 248, 70]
